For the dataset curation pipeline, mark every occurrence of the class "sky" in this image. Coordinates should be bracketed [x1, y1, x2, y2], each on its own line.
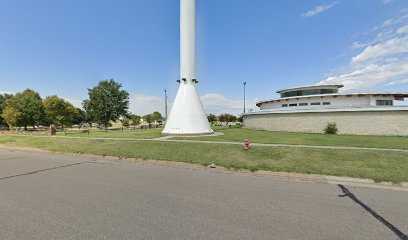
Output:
[1, 0, 408, 115]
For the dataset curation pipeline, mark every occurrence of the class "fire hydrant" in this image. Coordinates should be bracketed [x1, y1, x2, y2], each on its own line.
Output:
[243, 139, 250, 150]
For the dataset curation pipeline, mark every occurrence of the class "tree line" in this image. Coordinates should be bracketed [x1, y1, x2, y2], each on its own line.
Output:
[207, 113, 242, 125]
[0, 79, 131, 130]
[0, 79, 241, 131]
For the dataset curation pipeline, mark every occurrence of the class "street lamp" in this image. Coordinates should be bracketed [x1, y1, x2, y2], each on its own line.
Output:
[164, 89, 168, 120]
[243, 82, 247, 113]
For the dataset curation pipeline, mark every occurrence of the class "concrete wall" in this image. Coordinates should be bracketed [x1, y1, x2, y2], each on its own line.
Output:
[243, 110, 408, 136]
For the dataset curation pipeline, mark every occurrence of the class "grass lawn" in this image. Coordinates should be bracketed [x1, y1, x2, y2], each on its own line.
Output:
[56, 128, 163, 139]
[174, 126, 408, 150]
[0, 135, 407, 183]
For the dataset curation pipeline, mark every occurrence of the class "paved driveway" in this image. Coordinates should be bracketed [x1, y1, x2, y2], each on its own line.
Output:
[0, 148, 407, 240]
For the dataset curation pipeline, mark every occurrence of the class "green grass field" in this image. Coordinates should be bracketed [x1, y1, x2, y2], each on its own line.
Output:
[0, 135, 407, 183]
[56, 128, 163, 139]
[174, 126, 408, 150]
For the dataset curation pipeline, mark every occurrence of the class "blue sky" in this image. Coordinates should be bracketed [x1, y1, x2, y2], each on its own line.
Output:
[1, 0, 408, 115]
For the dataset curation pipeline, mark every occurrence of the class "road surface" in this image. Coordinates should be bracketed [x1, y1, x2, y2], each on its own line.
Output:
[0, 148, 407, 240]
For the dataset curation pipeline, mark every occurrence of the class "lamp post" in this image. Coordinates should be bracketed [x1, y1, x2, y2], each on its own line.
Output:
[243, 82, 247, 113]
[164, 89, 168, 120]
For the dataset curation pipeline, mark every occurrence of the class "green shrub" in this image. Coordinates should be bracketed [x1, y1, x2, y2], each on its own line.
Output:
[324, 122, 338, 135]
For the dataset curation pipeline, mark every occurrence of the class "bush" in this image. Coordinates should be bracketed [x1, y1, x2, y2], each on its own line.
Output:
[324, 122, 338, 135]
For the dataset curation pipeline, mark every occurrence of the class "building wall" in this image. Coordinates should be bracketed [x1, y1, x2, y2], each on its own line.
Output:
[259, 95, 395, 110]
[243, 110, 408, 136]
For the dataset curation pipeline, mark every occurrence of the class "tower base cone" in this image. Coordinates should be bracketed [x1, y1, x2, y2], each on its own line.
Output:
[162, 81, 213, 135]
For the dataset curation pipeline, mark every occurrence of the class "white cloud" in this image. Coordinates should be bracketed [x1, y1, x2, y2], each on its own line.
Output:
[351, 41, 371, 49]
[302, 2, 338, 17]
[396, 25, 408, 34]
[0, 91, 15, 95]
[387, 79, 408, 86]
[320, 60, 408, 91]
[63, 92, 250, 116]
[321, 9, 408, 91]
[129, 94, 166, 116]
[351, 36, 408, 64]
[63, 97, 83, 108]
[200, 93, 256, 115]
[382, 0, 392, 4]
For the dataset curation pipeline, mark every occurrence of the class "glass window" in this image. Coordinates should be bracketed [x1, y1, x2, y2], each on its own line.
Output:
[289, 103, 297, 107]
[282, 104, 288, 107]
[323, 102, 331, 105]
[280, 88, 338, 98]
[311, 102, 321, 106]
[299, 103, 308, 106]
[376, 100, 393, 106]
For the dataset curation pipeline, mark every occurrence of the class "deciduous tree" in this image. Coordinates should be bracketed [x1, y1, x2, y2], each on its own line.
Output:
[83, 80, 129, 128]
[43, 95, 77, 127]
[207, 114, 217, 124]
[4, 89, 45, 130]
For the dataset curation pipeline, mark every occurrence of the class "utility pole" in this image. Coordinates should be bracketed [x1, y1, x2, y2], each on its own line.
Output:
[164, 89, 168, 120]
[243, 82, 247, 113]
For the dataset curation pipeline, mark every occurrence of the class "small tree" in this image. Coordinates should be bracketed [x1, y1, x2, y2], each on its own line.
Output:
[218, 113, 237, 123]
[2, 106, 22, 129]
[129, 114, 141, 126]
[121, 117, 130, 127]
[151, 111, 162, 122]
[144, 114, 153, 124]
[0, 93, 14, 128]
[324, 122, 338, 135]
[207, 114, 217, 125]
[83, 79, 129, 128]
[4, 89, 45, 130]
[43, 96, 77, 128]
[72, 108, 87, 128]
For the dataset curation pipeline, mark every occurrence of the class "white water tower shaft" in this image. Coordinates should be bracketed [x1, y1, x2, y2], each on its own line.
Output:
[162, 0, 213, 135]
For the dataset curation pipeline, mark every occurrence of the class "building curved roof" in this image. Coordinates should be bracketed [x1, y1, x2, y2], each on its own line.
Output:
[276, 84, 344, 93]
[256, 92, 408, 107]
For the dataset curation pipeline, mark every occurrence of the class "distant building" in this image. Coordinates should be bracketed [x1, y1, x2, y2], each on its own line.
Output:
[243, 84, 408, 136]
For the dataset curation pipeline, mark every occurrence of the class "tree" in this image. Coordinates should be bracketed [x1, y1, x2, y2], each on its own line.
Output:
[120, 117, 130, 127]
[43, 96, 77, 127]
[83, 79, 129, 128]
[218, 113, 237, 123]
[0, 93, 14, 128]
[2, 106, 21, 128]
[151, 111, 162, 121]
[72, 108, 87, 127]
[4, 89, 45, 130]
[207, 114, 217, 125]
[129, 114, 141, 126]
[143, 114, 153, 124]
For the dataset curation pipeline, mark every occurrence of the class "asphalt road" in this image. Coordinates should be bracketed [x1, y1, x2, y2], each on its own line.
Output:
[0, 148, 407, 240]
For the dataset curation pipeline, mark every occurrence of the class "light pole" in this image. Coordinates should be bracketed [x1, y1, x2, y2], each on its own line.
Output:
[164, 89, 168, 120]
[243, 82, 247, 113]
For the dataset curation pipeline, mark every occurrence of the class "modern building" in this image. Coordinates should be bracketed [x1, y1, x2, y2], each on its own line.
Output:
[243, 84, 408, 136]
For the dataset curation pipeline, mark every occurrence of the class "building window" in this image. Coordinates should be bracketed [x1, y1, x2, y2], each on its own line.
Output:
[282, 104, 288, 107]
[323, 102, 331, 105]
[299, 103, 308, 106]
[280, 88, 338, 98]
[289, 103, 297, 107]
[311, 102, 321, 106]
[376, 100, 393, 106]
